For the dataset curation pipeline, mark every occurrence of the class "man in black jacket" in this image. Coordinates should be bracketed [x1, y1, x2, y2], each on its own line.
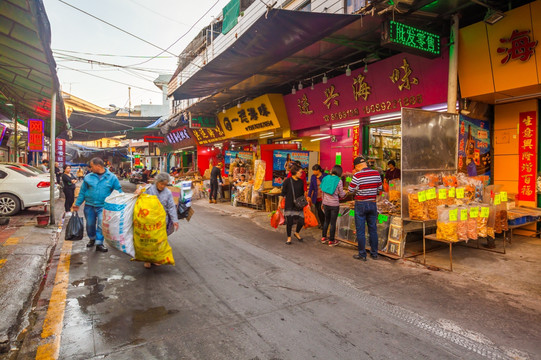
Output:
[209, 163, 223, 204]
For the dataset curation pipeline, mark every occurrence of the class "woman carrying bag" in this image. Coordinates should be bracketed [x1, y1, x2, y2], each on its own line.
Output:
[320, 165, 347, 246]
[279, 163, 306, 245]
[61, 165, 77, 216]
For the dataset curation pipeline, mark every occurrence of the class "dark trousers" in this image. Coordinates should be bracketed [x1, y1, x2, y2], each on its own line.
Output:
[286, 215, 304, 237]
[354, 201, 379, 258]
[210, 180, 218, 200]
[315, 200, 325, 225]
[63, 187, 75, 212]
[322, 205, 340, 241]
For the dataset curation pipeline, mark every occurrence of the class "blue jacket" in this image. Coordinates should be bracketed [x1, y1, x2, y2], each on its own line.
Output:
[75, 169, 122, 207]
[308, 173, 327, 204]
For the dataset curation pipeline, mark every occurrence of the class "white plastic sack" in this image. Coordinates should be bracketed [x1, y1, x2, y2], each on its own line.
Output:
[102, 190, 138, 257]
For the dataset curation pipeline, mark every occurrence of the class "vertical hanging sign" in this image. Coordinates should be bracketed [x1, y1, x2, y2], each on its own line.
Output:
[55, 139, 66, 166]
[518, 111, 537, 201]
[352, 125, 360, 157]
[28, 119, 44, 152]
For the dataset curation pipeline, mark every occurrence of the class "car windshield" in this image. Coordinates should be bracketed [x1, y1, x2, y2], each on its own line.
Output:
[6, 166, 36, 177]
[21, 164, 46, 174]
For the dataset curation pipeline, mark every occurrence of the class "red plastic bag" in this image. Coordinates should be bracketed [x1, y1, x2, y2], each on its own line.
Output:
[303, 205, 318, 228]
[271, 209, 285, 228]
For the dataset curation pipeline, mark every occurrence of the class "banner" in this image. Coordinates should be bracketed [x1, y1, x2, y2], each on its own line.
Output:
[28, 119, 44, 152]
[458, 115, 491, 177]
[224, 151, 253, 175]
[518, 111, 537, 201]
[272, 150, 309, 186]
[55, 139, 66, 166]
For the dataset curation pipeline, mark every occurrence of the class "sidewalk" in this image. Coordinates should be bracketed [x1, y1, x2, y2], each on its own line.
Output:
[0, 200, 64, 354]
[195, 199, 541, 305]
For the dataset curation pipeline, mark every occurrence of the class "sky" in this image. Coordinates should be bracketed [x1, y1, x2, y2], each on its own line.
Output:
[43, 0, 231, 111]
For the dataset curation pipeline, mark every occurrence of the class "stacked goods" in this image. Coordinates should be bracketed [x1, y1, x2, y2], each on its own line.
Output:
[494, 192, 509, 232]
[477, 205, 490, 237]
[407, 187, 429, 221]
[426, 187, 438, 220]
[388, 179, 401, 207]
[488, 204, 496, 238]
[457, 206, 468, 241]
[436, 205, 458, 242]
[253, 160, 266, 191]
[467, 205, 479, 240]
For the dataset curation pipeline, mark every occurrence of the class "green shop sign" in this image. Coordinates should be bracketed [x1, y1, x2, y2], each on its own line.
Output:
[189, 116, 216, 129]
[382, 20, 441, 58]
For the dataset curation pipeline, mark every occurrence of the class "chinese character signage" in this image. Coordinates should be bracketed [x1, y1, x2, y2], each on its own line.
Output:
[382, 20, 441, 58]
[134, 154, 141, 168]
[518, 111, 537, 202]
[55, 139, 66, 166]
[352, 126, 360, 158]
[144, 135, 165, 143]
[458, 115, 491, 177]
[190, 116, 216, 129]
[28, 119, 44, 152]
[166, 127, 198, 149]
[192, 123, 227, 145]
[272, 150, 309, 187]
[284, 52, 448, 131]
[458, 1, 541, 98]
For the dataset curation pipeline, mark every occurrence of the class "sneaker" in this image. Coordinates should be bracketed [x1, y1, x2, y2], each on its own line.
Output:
[328, 240, 339, 247]
[353, 254, 367, 261]
[95, 244, 108, 252]
[321, 237, 327, 244]
[86, 240, 95, 248]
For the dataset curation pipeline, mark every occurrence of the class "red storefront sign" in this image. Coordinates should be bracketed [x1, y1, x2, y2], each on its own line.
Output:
[284, 51, 448, 131]
[28, 119, 44, 152]
[518, 111, 537, 201]
[144, 135, 165, 143]
[352, 126, 360, 158]
[55, 139, 66, 166]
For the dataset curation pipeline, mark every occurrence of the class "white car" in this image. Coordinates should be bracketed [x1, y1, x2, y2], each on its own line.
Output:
[0, 164, 60, 216]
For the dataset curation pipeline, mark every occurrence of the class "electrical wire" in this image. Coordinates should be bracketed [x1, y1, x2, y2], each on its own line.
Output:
[58, 65, 162, 93]
[124, 0, 189, 26]
[53, 51, 171, 73]
[57, 0, 177, 56]
[52, 48, 175, 59]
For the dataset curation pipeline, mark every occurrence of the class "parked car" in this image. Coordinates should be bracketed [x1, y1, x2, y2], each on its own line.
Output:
[0, 164, 60, 216]
[0, 162, 50, 179]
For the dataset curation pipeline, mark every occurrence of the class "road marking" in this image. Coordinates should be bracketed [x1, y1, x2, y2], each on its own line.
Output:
[0, 259, 6, 269]
[35, 240, 73, 360]
[4, 237, 20, 245]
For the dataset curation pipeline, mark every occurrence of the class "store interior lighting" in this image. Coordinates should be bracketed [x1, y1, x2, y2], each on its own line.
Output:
[259, 131, 274, 138]
[484, 8, 505, 24]
[311, 80, 314, 90]
[345, 65, 351, 76]
[310, 135, 331, 142]
[364, 63, 368, 73]
[237, 101, 241, 108]
[298, 81, 303, 90]
[291, 86, 296, 95]
[322, 74, 328, 84]
[332, 120, 359, 129]
[222, 107, 226, 113]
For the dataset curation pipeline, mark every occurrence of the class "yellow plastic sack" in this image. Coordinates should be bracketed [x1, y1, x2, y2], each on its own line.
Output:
[132, 194, 175, 265]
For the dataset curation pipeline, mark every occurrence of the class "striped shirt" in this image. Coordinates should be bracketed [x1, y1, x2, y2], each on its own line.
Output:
[348, 168, 382, 201]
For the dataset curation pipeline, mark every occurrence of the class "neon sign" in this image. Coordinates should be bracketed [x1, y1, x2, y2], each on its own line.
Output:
[383, 21, 441, 58]
[28, 119, 44, 152]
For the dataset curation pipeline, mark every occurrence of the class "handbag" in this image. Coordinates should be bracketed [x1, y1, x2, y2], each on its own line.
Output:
[291, 178, 308, 210]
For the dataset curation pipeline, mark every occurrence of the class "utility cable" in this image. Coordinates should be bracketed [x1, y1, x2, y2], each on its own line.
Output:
[57, 0, 177, 56]
[53, 51, 171, 73]
[52, 48, 175, 59]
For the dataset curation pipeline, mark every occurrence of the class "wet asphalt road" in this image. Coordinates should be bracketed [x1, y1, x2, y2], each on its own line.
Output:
[13, 181, 536, 359]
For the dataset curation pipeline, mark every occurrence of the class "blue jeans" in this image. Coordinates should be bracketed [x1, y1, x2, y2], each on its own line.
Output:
[84, 205, 104, 245]
[354, 201, 378, 258]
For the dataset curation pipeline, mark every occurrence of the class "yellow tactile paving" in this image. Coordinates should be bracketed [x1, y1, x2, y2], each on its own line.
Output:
[4, 237, 20, 245]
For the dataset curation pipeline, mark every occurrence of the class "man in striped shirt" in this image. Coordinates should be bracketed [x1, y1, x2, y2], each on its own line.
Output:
[348, 156, 383, 261]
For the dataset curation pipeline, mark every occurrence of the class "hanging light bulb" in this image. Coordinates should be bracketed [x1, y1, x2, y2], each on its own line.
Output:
[364, 63, 368, 73]
[298, 81, 303, 90]
[237, 101, 241, 108]
[311, 80, 314, 90]
[291, 86, 296, 95]
[222, 107, 226, 113]
[345, 65, 351, 76]
[322, 73, 328, 84]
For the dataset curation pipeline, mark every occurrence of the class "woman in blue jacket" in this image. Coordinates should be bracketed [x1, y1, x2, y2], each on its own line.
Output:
[307, 164, 326, 228]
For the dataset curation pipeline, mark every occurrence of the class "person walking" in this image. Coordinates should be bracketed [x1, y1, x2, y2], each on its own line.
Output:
[308, 164, 326, 229]
[348, 156, 382, 261]
[141, 173, 179, 269]
[72, 157, 123, 253]
[321, 165, 347, 246]
[279, 163, 305, 245]
[61, 165, 77, 216]
[209, 162, 223, 204]
[76, 167, 84, 181]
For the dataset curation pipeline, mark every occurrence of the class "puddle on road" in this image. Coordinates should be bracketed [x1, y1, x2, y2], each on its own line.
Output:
[72, 276, 109, 312]
[97, 306, 179, 343]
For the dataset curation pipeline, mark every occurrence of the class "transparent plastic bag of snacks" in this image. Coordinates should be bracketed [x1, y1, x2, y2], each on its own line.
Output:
[253, 160, 266, 191]
[467, 204, 479, 240]
[494, 192, 509, 232]
[388, 179, 401, 205]
[426, 187, 439, 220]
[488, 204, 497, 238]
[477, 204, 490, 238]
[457, 205, 468, 241]
[407, 186, 429, 221]
[436, 205, 458, 242]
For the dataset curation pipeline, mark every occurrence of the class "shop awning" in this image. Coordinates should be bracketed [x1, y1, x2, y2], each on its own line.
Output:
[0, 0, 66, 133]
[60, 111, 161, 141]
[170, 9, 360, 102]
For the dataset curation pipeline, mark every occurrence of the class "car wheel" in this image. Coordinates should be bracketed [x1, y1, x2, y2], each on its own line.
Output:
[0, 194, 21, 216]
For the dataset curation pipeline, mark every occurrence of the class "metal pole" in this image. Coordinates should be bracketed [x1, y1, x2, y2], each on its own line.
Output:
[447, 14, 459, 114]
[128, 87, 131, 118]
[13, 110, 18, 162]
[50, 93, 56, 225]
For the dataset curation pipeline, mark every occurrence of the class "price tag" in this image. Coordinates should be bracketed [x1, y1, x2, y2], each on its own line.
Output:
[448, 187, 456, 198]
[378, 214, 389, 223]
[418, 190, 427, 202]
[501, 192, 508, 202]
[438, 188, 447, 199]
[494, 194, 501, 205]
[346, 177, 352, 183]
[426, 188, 437, 200]
[349, 210, 355, 217]
[470, 207, 479, 218]
[460, 209, 468, 221]
[449, 209, 458, 221]
[480, 207, 489, 218]
[456, 187, 465, 199]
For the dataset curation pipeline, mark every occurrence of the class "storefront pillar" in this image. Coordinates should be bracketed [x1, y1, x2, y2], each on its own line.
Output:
[447, 13, 459, 114]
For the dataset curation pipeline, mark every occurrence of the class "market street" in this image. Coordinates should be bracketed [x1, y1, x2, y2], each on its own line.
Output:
[9, 183, 539, 360]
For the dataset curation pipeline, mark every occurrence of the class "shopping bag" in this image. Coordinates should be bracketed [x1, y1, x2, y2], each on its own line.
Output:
[65, 212, 84, 240]
[177, 201, 189, 220]
[103, 190, 138, 257]
[303, 205, 318, 228]
[279, 208, 285, 225]
[133, 194, 175, 265]
[271, 210, 281, 228]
